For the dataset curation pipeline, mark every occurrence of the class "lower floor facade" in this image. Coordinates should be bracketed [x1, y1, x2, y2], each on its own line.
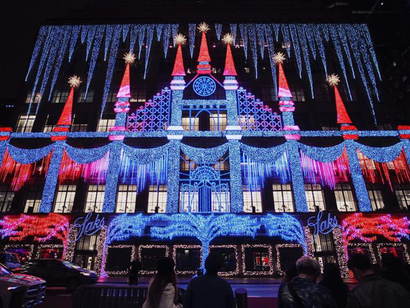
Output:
[0, 211, 409, 279]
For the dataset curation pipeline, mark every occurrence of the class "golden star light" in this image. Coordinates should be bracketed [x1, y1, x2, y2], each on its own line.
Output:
[222, 33, 234, 45]
[198, 22, 210, 33]
[273, 52, 286, 64]
[123, 52, 136, 64]
[68, 75, 82, 88]
[174, 34, 187, 45]
[327, 74, 340, 86]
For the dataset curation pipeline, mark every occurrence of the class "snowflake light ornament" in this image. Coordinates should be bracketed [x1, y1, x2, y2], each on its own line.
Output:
[123, 52, 136, 64]
[327, 74, 340, 86]
[174, 34, 187, 45]
[68, 75, 82, 88]
[198, 22, 210, 33]
[273, 52, 286, 64]
[222, 33, 234, 45]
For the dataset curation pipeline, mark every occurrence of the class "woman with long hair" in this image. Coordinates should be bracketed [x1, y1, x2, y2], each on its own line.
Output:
[142, 257, 183, 308]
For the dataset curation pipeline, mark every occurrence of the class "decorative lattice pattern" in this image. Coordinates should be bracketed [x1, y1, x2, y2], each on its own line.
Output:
[126, 88, 170, 132]
[238, 88, 282, 131]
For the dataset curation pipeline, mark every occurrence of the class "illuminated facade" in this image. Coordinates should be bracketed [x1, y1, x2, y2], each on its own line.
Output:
[0, 22, 409, 278]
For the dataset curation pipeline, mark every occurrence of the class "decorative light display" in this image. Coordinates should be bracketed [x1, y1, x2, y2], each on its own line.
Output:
[238, 24, 248, 59]
[35, 244, 64, 259]
[297, 25, 314, 98]
[193, 76, 217, 96]
[138, 245, 170, 275]
[262, 214, 307, 252]
[95, 225, 107, 276]
[137, 25, 146, 59]
[333, 227, 350, 278]
[256, 24, 265, 60]
[336, 25, 355, 79]
[123, 24, 131, 42]
[313, 25, 327, 75]
[65, 226, 78, 262]
[264, 25, 277, 99]
[347, 243, 377, 264]
[150, 213, 260, 268]
[104, 25, 113, 61]
[276, 244, 304, 274]
[342, 213, 410, 245]
[241, 244, 273, 276]
[376, 243, 410, 264]
[25, 26, 48, 81]
[230, 24, 237, 43]
[303, 227, 315, 257]
[105, 245, 136, 275]
[215, 23, 223, 40]
[172, 244, 203, 275]
[4, 244, 34, 261]
[247, 24, 259, 78]
[0, 214, 69, 247]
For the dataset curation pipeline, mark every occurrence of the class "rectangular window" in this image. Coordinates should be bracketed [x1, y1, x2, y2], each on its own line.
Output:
[367, 184, 384, 211]
[97, 118, 116, 132]
[54, 185, 76, 213]
[291, 87, 305, 102]
[25, 93, 41, 104]
[261, 86, 277, 102]
[243, 186, 262, 213]
[71, 114, 88, 132]
[394, 184, 410, 210]
[182, 117, 199, 131]
[0, 186, 15, 212]
[84, 185, 105, 213]
[211, 191, 230, 212]
[107, 88, 118, 103]
[148, 185, 167, 213]
[130, 86, 147, 103]
[116, 185, 137, 213]
[77, 90, 94, 103]
[305, 184, 326, 212]
[179, 188, 199, 212]
[43, 114, 57, 133]
[23, 186, 43, 213]
[16, 115, 35, 133]
[51, 87, 70, 104]
[273, 184, 294, 212]
[334, 184, 356, 211]
[210, 112, 227, 132]
[76, 234, 98, 251]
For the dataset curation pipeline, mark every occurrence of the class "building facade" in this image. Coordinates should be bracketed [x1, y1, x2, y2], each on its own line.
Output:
[0, 20, 410, 278]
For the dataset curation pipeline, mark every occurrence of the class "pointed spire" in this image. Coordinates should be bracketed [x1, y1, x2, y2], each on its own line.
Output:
[57, 75, 81, 126]
[274, 52, 292, 98]
[117, 52, 135, 99]
[197, 22, 211, 74]
[327, 74, 352, 124]
[223, 34, 237, 76]
[171, 34, 186, 76]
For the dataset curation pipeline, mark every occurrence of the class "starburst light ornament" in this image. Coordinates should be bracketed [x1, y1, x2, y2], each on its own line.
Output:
[273, 52, 286, 64]
[68, 75, 82, 88]
[327, 74, 340, 86]
[123, 52, 136, 64]
[198, 22, 210, 33]
[222, 33, 234, 45]
[174, 34, 187, 45]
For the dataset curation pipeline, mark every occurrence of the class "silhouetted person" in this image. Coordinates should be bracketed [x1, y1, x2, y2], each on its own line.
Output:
[142, 257, 182, 308]
[278, 256, 337, 308]
[320, 263, 349, 308]
[183, 253, 235, 308]
[129, 258, 141, 285]
[347, 253, 410, 308]
[380, 253, 410, 293]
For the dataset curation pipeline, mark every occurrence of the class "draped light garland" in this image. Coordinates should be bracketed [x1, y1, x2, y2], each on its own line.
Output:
[0, 149, 52, 191]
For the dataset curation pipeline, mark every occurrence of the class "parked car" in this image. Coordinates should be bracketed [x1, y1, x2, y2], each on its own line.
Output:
[20, 259, 98, 290]
[0, 263, 46, 308]
[0, 252, 21, 270]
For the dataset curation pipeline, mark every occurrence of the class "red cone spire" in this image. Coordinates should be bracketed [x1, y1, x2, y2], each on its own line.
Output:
[335, 85, 352, 124]
[197, 23, 212, 74]
[117, 63, 131, 98]
[171, 43, 186, 76]
[223, 42, 237, 76]
[56, 87, 74, 126]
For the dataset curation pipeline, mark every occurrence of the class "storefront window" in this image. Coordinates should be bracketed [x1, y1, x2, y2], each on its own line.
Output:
[305, 184, 325, 212]
[139, 246, 168, 272]
[174, 247, 201, 273]
[116, 185, 137, 213]
[273, 184, 294, 212]
[334, 184, 356, 212]
[243, 186, 262, 213]
[148, 185, 167, 213]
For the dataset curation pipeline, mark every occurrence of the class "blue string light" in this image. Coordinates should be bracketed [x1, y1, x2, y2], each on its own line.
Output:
[303, 24, 317, 60]
[360, 24, 381, 81]
[104, 25, 114, 61]
[144, 25, 155, 79]
[80, 25, 89, 44]
[239, 24, 248, 60]
[289, 24, 302, 79]
[313, 25, 328, 76]
[230, 24, 237, 43]
[337, 25, 356, 79]
[280, 24, 291, 58]
[68, 25, 80, 62]
[215, 23, 222, 40]
[137, 25, 146, 60]
[256, 24, 265, 60]
[122, 24, 131, 42]
[297, 25, 314, 98]
[85, 25, 105, 99]
[25, 26, 48, 81]
[188, 23, 196, 58]
[265, 25, 278, 99]
[171, 24, 179, 46]
[155, 24, 163, 41]
[86, 25, 97, 61]
[272, 24, 280, 42]
[129, 24, 139, 52]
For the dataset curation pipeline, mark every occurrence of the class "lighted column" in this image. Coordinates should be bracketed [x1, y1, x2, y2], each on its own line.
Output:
[166, 140, 181, 213]
[228, 140, 243, 213]
[274, 52, 307, 212]
[102, 141, 122, 213]
[398, 126, 410, 163]
[39, 141, 64, 212]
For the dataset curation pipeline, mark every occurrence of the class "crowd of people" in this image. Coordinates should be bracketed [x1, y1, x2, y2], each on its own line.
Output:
[129, 252, 410, 308]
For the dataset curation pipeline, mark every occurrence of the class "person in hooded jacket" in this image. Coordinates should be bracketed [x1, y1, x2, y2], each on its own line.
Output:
[142, 257, 183, 308]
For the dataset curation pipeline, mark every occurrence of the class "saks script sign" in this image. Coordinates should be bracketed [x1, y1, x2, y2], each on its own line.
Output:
[307, 211, 340, 239]
[73, 212, 105, 241]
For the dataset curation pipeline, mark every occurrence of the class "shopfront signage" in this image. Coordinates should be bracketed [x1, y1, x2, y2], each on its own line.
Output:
[307, 211, 340, 239]
[73, 212, 105, 241]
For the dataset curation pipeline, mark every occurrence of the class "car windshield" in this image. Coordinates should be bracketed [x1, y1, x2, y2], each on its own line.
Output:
[0, 264, 11, 276]
[62, 261, 82, 270]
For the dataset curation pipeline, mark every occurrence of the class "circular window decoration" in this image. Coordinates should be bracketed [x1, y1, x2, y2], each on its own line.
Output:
[193, 76, 217, 97]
